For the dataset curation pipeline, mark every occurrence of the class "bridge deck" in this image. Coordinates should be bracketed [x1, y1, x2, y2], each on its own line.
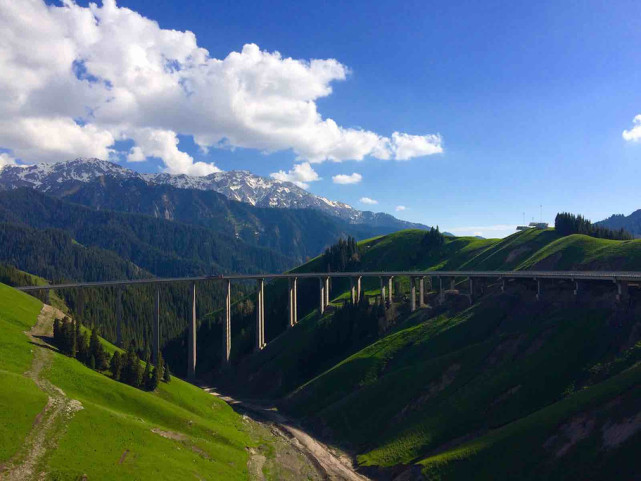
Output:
[13, 270, 641, 292]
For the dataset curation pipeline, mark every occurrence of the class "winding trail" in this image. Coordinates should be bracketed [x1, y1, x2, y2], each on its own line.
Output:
[1, 306, 83, 481]
[204, 388, 369, 481]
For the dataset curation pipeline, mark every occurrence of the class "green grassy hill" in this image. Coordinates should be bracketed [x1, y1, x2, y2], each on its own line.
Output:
[0, 282, 314, 480]
[216, 228, 641, 480]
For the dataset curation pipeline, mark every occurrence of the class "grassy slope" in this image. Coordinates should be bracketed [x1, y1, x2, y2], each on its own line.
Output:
[0, 282, 254, 480]
[223, 228, 641, 479]
[0, 283, 48, 463]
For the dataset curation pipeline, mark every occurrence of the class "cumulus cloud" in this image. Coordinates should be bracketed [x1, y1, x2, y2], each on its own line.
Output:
[332, 173, 362, 184]
[623, 115, 641, 142]
[0, 153, 16, 170]
[360, 197, 378, 205]
[391, 132, 443, 160]
[270, 162, 320, 188]
[395, 205, 406, 212]
[0, 0, 443, 175]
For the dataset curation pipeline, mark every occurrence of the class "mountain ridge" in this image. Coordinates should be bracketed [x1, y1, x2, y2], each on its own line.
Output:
[0, 158, 427, 230]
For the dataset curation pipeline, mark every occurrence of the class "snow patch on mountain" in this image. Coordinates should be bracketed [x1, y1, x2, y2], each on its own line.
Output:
[0, 158, 426, 228]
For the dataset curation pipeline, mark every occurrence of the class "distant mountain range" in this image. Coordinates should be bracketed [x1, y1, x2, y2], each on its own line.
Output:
[596, 211, 641, 238]
[0, 159, 430, 263]
[0, 158, 426, 230]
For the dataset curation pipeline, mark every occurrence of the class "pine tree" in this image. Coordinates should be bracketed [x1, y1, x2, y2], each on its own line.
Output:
[110, 351, 122, 381]
[90, 355, 96, 370]
[53, 318, 60, 342]
[142, 359, 152, 390]
[77, 331, 89, 364]
[149, 366, 159, 391]
[163, 363, 171, 383]
[71, 319, 78, 358]
[89, 327, 107, 370]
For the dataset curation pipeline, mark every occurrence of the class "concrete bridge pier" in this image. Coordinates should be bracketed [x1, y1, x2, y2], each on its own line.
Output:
[256, 279, 265, 350]
[325, 276, 330, 307]
[616, 280, 629, 304]
[223, 279, 231, 364]
[536, 278, 543, 302]
[573, 279, 581, 299]
[410, 277, 417, 312]
[188, 282, 197, 380]
[380, 277, 387, 307]
[388, 276, 394, 304]
[501, 278, 507, 293]
[288, 277, 298, 327]
[469, 277, 475, 302]
[356, 276, 362, 302]
[319, 277, 326, 314]
[450, 277, 456, 290]
[350, 277, 356, 304]
[153, 287, 160, 365]
[419, 277, 426, 307]
[438, 277, 444, 302]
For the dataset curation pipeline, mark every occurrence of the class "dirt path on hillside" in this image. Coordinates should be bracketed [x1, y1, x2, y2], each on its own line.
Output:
[1, 306, 83, 481]
[204, 388, 369, 481]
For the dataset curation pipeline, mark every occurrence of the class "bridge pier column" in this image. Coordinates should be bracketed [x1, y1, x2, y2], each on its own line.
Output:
[319, 278, 326, 314]
[350, 278, 356, 304]
[223, 279, 231, 364]
[356, 276, 362, 302]
[325, 276, 330, 307]
[438, 277, 444, 302]
[380, 277, 386, 307]
[410, 277, 417, 312]
[188, 282, 197, 380]
[536, 279, 543, 302]
[469, 277, 475, 302]
[388, 277, 394, 304]
[256, 279, 265, 350]
[450, 277, 456, 290]
[616, 280, 629, 304]
[419, 277, 425, 307]
[152, 287, 160, 365]
[501, 278, 506, 293]
[44, 289, 50, 305]
[116, 287, 123, 347]
[288, 277, 298, 327]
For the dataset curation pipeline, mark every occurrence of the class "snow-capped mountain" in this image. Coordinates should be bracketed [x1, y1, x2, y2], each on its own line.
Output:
[0, 158, 427, 229]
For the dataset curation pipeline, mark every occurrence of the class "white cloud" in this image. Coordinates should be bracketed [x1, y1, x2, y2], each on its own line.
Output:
[270, 162, 320, 189]
[623, 115, 641, 142]
[0, 153, 16, 170]
[332, 172, 362, 184]
[0, 0, 443, 176]
[391, 132, 443, 160]
[360, 197, 378, 205]
[395, 205, 406, 212]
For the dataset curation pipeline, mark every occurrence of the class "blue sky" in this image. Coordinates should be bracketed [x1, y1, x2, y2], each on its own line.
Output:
[7, 0, 641, 237]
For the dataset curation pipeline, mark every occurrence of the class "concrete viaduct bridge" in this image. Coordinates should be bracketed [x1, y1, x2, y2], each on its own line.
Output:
[16, 270, 640, 380]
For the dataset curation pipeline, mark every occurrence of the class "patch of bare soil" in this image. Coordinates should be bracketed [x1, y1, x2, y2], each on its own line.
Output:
[206, 389, 369, 481]
[1, 305, 83, 481]
[392, 364, 460, 423]
[602, 411, 641, 448]
[150, 428, 188, 442]
[543, 414, 595, 457]
[506, 246, 531, 264]
[247, 448, 267, 481]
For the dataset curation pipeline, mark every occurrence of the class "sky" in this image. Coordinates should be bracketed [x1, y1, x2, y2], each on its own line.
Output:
[2, 0, 641, 237]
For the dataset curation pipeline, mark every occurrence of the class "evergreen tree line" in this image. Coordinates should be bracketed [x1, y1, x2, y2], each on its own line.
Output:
[555, 213, 632, 240]
[322, 236, 361, 272]
[52, 316, 170, 391]
[422, 226, 445, 249]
